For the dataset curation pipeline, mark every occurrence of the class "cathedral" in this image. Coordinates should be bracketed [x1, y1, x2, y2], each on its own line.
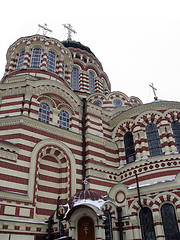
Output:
[0, 25, 180, 240]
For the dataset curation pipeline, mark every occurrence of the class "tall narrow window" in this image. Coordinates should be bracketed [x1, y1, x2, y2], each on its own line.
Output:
[17, 50, 25, 69]
[146, 124, 162, 157]
[89, 72, 95, 93]
[104, 210, 113, 240]
[62, 61, 65, 79]
[71, 67, 79, 91]
[161, 203, 180, 240]
[171, 121, 180, 153]
[124, 132, 136, 164]
[59, 110, 69, 130]
[47, 50, 56, 72]
[38, 102, 50, 123]
[31, 48, 42, 68]
[139, 207, 156, 240]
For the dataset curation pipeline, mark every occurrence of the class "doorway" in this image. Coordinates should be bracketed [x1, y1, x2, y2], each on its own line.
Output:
[78, 216, 95, 240]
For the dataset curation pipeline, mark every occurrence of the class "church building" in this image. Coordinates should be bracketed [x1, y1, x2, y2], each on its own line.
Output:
[0, 25, 180, 240]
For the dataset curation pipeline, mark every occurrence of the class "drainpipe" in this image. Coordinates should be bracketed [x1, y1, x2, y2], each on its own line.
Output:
[117, 207, 123, 240]
[82, 98, 87, 191]
[135, 173, 142, 208]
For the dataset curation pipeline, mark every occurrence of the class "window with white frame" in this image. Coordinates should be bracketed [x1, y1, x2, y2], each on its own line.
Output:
[31, 48, 42, 68]
[38, 102, 50, 123]
[17, 50, 25, 69]
[47, 50, 56, 72]
[89, 72, 95, 93]
[71, 67, 79, 90]
[59, 110, 69, 130]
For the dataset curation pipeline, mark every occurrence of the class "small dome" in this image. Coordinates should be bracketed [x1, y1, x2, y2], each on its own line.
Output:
[68, 189, 103, 208]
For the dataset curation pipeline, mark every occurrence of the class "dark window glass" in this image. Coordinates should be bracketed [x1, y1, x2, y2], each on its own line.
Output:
[104, 210, 113, 240]
[17, 50, 25, 69]
[59, 110, 69, 130]
[139, 207, 156, 240]
[93, 100, 102, 106]
[47, 51, 56, 72]
[124, 132, 136, 164]
[71, 67, 79, 90]
[31, 48, 42, 68]
[171, 121, 180, 153]
[161, 203, 180, 240]
[146, 124, 162, 157]
[38, 102, 50, 123]
[113, 99, 122, 107]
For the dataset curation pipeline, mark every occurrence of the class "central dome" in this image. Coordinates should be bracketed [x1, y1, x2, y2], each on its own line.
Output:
[62, 40, 95, 56]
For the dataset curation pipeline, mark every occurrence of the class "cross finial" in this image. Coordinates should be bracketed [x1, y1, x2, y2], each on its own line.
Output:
[38, 23, 52, 36]
[149, 83, 158, 100]
[63, 23, 76, 40]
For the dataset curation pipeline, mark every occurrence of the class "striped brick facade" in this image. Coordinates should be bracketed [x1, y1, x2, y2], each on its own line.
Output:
[0, 34, 180, 240]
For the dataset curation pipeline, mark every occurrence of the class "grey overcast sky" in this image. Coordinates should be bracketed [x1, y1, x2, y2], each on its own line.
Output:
[1, 0, 180, 103]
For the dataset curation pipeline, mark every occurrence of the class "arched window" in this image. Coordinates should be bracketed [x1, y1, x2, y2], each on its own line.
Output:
[38, 102, 50, 123]
[124, 132, 136, 164]
[71, 67, 79, 91]
[89, 72, 95, 93]
[17, 50, 25, 69]
[31, 48, 42, 68]
[171, 121, 180, 153]
[161, 203, 180, 240]
[59, 110, 69, 130]
[104, 210, 113, 240]
[146, 124, 162, 157]
[139, 207, 156, 240]
[47, 50, 56, 72]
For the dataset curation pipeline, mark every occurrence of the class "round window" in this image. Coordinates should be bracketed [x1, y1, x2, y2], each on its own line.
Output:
[113, 99, 122, 107]
[93, 100, 102, 106]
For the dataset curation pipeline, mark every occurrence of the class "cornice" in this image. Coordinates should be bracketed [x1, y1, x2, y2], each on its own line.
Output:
[85, 132, 117, 149]
[0, 115, 82, 143]
[109, 101, 180, 128]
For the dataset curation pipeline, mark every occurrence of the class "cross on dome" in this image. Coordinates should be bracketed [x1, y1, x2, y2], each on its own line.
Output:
[63, 23, 77, 40]
[149, 83, 158, 100]
[38, 23, 52, 36]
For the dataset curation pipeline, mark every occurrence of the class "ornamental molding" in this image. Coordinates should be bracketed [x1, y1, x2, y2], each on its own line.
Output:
[86, 132, 117, 150]
[0, 79, 82, 112]
[110, 101, 180, 128]
[0, 116, 82, 144]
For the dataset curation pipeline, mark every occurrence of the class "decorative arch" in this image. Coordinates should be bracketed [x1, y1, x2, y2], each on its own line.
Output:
[153, 192, 180, 209]
[67, 206, 98, 240]
[129, 197, 154, 217]
[164, 109, 180, 123]
[28, 139, 76, 207]
[57, 103, 75, 115]
[101, 202, 117, 218]
[37, 95, 56, 108]
[136, 111, 163, 128]
[112, 119, 136, 139]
